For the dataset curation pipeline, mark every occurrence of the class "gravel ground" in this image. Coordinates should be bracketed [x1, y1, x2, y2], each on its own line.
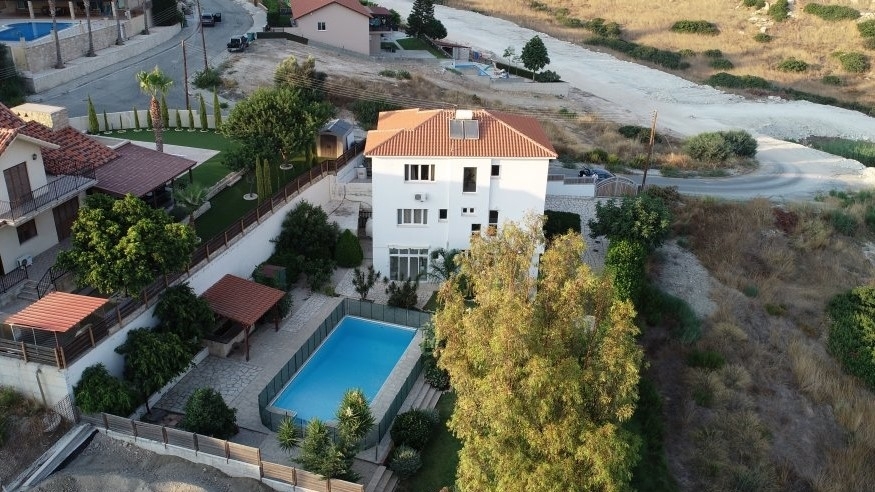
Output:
[653, 239, 717, 319]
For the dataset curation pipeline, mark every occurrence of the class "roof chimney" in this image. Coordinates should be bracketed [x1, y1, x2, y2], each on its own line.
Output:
[11, 103, 69, 131]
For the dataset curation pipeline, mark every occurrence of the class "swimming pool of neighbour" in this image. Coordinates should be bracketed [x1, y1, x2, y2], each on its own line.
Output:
[0, 22, 74, 41]
[269, 316, 416, 422]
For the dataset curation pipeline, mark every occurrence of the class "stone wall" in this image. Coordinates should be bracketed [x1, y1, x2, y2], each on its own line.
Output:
[16, 22, 122, 73]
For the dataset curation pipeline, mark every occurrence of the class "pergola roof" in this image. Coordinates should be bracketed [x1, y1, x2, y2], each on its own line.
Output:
[5, 292, 108, 333]
[200, 274, 285, 326]
[93, 142, 196, 197]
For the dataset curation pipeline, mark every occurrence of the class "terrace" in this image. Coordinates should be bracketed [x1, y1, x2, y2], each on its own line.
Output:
[0, 169, 95, 226]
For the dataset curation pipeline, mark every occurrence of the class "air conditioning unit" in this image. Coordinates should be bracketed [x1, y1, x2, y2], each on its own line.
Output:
[16, 255, 33, 269]
[414, 193, 428, 202]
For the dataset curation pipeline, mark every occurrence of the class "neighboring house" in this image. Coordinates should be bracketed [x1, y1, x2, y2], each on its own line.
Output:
[0, 102, 196, 289]
[290, 0, 374, 56]
[364, 108, 558, 281]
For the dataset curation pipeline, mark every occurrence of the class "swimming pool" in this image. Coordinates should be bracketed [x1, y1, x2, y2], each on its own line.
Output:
[270, 316, 416, 422]
[0, 22, 75, 42]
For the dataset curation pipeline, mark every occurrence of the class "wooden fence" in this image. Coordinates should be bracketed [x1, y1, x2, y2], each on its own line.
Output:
[0, 141, 365, 369]
[81, 413, 363, 492]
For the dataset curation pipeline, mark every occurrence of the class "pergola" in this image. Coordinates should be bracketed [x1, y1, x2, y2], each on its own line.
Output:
[92, 142, 197, 207]
[200, 274, 286, 361]
[4, 292, 108, 367]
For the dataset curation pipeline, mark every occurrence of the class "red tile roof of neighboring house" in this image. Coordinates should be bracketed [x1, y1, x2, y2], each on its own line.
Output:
[291, 0, 371, 19]
[0, 103, 25, 130]
[93, 142, 196, 197]
[201, 274, 286, 326]
[364, 108, 558, 159]
[5, 292, 108, 333]
[367, 5, 391, 15]
[20, 122, 118, 175]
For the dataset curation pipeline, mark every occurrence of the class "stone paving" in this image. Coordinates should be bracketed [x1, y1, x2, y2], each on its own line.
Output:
[155, 356, 263, 414]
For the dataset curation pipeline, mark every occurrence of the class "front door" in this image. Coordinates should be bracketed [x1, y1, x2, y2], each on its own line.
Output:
[53, 197, 79, 240]
[4, 162, 33, 207]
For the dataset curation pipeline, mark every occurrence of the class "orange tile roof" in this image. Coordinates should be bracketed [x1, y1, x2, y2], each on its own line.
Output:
[5, 292, 108, 333]
[291, 0, 371, 19]
[0, 103, 25, 130]
[201, 274, 286, 326]
[364, 108, 557, 159]
[94, 142, 196, 197]
[20, 122, 118, 175]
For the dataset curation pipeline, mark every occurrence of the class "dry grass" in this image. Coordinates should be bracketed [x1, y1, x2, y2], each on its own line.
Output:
[443, 0, 875, 106]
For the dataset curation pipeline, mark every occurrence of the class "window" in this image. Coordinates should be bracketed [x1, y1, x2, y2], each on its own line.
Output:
[439, 209, 447, 221]
[462, 167, 477, 192]
[404, 164, 435, 182]
[17, 219, 37, 244]
[397, 208, 428, 225]
[471, 224, 481, 235]
[317, 21, 326, 31]
[462, 207, 475, 215]
[488, 210, 499, 236]
[491, 164, 500, 177]
[389, 247, 429, 281]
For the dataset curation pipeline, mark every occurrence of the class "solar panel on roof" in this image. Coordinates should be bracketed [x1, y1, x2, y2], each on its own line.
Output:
[463, 119, 479, 139]
[449, 119, 464, 139]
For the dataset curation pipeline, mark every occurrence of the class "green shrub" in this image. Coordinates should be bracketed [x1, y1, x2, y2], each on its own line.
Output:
[864, 38, 875, 50]
[389, 445, 422, 478]
[743, 0, 765, 7]
[193, 68, 221, 90]
[831, 210, 858, 236]
[544, 210, 581, 239]
[73, 364, 136, 416]
[703, 49, 723, 58]
[386, 279, 418, 308]
[638, 284, 701, 342]
[768, 0, 790, 22]
[390, 410, 434, 450]
[828, 287, 875, 390]
[586, 18, 622, 37]
[704, 72, 772, 89]
[587, 148, 609, 163]
[822, 75, 843, 86]
[678, 48, 696, 58]
[534, 69, 562, 82]
[334, 229, 363, 268]
[671, 20, 719, 35]
[618, 125, 662, 143]
[834, 51, 870, 73]
[584, 37, 685, 69]
[765, 303, 787, 316]
[606, 239, 647, 302]
[777, 57, 809, 72]
[709, 58, 734, 70]
[686, 350, 726, 370]
[858, 19, 875, 38]
[803, 3, 860, 21]
[753, 32, 772, 43]
[528, 1, 549, 12]
[721, 130, 758, 157]
[425, 361, 450, 390]
[180, 388, 238, 439]
[684, 132, 731, 162]
[350, 99, 401, 129]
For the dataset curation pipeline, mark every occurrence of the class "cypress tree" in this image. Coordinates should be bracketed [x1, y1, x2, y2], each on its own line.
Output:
[133, 106, 141, 131]
[187, 107, 195, 131]
[198, 94, 208, 131]
[161, 93, 170, 128]
[212, 91, 222, 129]
[263, 158, 273, 197]
[255, 156, 264, 201]
[103, 111, 110, 132]
[87, 96, 99, 134]
[174, 109, 182, 130]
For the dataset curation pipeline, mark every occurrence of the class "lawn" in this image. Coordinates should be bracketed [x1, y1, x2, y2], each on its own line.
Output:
[120, 130, 239, 189]
[395, 37, 446, 59]
[400, 392, 460, 492]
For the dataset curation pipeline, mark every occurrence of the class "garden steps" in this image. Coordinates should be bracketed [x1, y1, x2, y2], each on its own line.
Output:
[16, 280, 40, 302]
[365, 465, 398, 492]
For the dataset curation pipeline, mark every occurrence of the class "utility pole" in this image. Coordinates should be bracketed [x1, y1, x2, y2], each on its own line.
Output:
[196, 0, 208, 71]
[182, 39, 190, 110]
[640, 110, 658, 192]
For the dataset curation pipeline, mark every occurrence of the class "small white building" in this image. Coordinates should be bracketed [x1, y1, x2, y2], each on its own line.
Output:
[364, 108, 557, 281]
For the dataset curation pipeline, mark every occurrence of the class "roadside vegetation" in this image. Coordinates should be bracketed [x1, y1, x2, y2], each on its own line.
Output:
[799, 137, 875, 167]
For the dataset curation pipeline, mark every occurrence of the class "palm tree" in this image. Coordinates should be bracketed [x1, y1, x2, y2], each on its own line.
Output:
[428, 247, 461, 282]
[48, 0, 64, 69]
[173, 183, 208, 227]
[84, 0, 95, 56]
[136, 67, 173, 153]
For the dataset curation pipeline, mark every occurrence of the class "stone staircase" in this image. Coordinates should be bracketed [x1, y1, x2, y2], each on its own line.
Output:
[365, 465, 398, 492]
[16, 279, 40, 302]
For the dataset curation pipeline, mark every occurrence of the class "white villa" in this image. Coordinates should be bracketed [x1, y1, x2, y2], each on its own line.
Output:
[364, 108, 558, 281]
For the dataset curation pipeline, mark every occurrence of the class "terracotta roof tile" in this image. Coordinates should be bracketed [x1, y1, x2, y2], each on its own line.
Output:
[5, 292, 108, 333]
[0, 128, 18, 155]
[201, 274, 286, 326]
[20, 122, 118, 175]
[365, 108, 557, 159]
[291, 0, 371, 19]
[93, 142, 196, 197]
[0, 103, 25, 130]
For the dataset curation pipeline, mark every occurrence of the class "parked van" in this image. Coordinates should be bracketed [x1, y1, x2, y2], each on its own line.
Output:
[227, 35, 248, 52]
[201, 13, 215, 27]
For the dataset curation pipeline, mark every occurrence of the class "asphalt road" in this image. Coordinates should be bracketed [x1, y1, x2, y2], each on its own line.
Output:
[31, 0, 253, 115]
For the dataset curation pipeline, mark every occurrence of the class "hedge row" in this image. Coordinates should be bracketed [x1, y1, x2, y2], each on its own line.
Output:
[584, 36, 688, 70]
[828, 287, 875, 390]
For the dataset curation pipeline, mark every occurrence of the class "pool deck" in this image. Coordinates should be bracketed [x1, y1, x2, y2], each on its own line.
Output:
[153, 257, 439, 471]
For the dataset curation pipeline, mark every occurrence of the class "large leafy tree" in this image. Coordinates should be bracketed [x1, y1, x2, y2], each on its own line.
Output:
[406, 0, 446, 39]
[521, 35, 550, 79]
[115, 328, 191, 414]
[274, 201, 339, 262]
[434, 216, 643, 491]
[274, 55, 326, 102]
[0, 45, 25, 106]
[136, 66, 173, 153]
[57, 194, 198, 296]
[588, 193, 672, 251]
[221, 87, 333, 165]
[154, 282, 215, 354]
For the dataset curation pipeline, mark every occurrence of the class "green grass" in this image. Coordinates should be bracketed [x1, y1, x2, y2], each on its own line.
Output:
[627, 378, 678, 492]
[422, 291, 439, 312]
[803, 137, 875, 167]
[395, 37, 447, 58]
[401, 392, 460, 492]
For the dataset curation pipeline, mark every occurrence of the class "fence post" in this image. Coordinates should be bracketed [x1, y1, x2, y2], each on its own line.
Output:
[131, 418, 137, 438]
[162, 426, 168, 447]
[88, 326, 95, 347]
[224, 231, 229, 247]
[193, 433, 199, 452]
[224, 440, 230, 461]
[103, 413, 110, 430]
[116, 307, 123, 325]
[206, 244, 211, 261]
[21, 342, 28, 363]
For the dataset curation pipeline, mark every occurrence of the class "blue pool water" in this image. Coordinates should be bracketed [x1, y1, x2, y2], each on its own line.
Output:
[0, 22, 74, 42]
[271, 316, 416, 422]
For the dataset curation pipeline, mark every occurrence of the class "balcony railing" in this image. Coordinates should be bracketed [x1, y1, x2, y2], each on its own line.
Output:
[0, 170, 96, 224]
